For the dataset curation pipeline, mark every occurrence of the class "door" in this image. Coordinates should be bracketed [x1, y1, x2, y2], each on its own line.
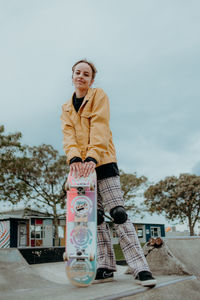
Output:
[18, 222, 27, 247]
[43, 219, 53, 247]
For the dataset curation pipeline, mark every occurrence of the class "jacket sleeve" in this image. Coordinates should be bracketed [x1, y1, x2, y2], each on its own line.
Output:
[86, 89, 111, 162]
[60, 106, 82, 164]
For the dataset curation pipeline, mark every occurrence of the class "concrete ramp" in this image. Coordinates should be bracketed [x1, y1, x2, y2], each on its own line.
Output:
[0, 245, 199, 300]
[0, 248, 60, 292]
[164, 237, 200, 277]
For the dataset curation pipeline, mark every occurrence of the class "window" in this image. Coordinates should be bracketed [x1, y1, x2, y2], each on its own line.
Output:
[137, 228, 143, 238]
[58, 226, 64, 239]
[30, 219, 44, 247]
[151, 226, 161, 238]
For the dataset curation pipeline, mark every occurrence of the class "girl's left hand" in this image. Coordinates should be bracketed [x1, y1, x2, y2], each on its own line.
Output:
[82, 161, 96, 177]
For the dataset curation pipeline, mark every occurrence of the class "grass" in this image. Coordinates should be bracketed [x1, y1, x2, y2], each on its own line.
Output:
[113, 244, 125, 260]
[113, 242, 146, 261]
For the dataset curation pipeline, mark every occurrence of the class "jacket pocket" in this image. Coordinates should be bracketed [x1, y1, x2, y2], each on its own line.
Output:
[79, 111, 90, 143]
[81, 110, 90, 130]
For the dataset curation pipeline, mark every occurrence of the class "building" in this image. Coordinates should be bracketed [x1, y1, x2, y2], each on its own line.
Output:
[110, 221, 165, 244]
[0, 208, 165, 248]
[0, 208, 65, 248]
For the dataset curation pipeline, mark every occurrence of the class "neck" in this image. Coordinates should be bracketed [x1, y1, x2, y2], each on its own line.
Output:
[75, 88, 89, 98]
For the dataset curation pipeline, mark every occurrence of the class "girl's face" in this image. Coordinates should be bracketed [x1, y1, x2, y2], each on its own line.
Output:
[72, 63, 94, 91]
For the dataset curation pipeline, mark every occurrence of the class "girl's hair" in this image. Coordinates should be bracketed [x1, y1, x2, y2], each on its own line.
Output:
[72, 59, 97, 80]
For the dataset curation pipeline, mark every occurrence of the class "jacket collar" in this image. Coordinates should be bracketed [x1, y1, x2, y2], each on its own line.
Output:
[84, 87, 95, 101]
[79, 87, 95, 111]
[65, 88, 95, 112]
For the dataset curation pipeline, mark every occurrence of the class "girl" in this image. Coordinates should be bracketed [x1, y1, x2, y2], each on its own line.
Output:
[60, 59, 156, 287]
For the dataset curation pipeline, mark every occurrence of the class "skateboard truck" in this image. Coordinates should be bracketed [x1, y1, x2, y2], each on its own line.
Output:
[77, 187, 85, 195]
[63, 250, 95, 262]
[66, 182, 95, 193]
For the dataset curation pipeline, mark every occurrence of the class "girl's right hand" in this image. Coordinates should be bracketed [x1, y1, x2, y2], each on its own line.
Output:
[70, 162, 83, 178]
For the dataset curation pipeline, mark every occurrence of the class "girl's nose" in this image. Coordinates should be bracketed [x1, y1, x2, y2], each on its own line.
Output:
[78, 73, 83, 78]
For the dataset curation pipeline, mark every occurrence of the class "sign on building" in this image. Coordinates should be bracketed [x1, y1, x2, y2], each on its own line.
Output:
[0, 221, 10, 248]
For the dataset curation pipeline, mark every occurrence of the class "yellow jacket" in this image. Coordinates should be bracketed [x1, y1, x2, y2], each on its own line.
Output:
[60, 88, 117, 166]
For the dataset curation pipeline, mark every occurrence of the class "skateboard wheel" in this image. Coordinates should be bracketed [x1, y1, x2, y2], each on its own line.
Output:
[63, 252, 69, 261]
[89, 182, 95, 191]
[89, 253, 95, 261]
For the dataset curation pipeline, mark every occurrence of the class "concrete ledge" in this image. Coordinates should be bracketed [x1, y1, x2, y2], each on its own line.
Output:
[96, 276, 196, 300]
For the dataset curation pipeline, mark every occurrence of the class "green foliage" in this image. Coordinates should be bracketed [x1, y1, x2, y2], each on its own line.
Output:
[5, 143, 69, 213]
[0, 125, 26, 204]
[0, 125, 22, 151]
[0, 126, 70, 245]
[119, 170, 147, 215]
[0, 126, 69, 210]
[144, 173, 200, 235]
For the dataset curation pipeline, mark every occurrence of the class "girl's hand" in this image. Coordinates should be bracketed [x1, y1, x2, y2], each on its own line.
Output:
[70, 162, 83, 178]
[82, 161, 96, 177]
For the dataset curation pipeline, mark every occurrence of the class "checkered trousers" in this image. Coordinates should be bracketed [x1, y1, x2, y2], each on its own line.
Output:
[97, 176, 150, 277]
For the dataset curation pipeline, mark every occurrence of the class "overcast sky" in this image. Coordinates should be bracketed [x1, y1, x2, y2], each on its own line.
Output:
[1, 1, 200, 229]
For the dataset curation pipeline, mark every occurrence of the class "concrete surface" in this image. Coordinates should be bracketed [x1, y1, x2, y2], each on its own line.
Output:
[142, 239, 190, 276]
[119, 277, 200, 300]
[164, 237, 200, 277]
[0, 260, 197, 300]
[0, 237, 200, 300]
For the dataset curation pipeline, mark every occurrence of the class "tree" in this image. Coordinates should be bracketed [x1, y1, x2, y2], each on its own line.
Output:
[1, 130, 69, 245]
[15, 144, 68, 246]
[0, 125, 22, 154]
[119, 170, 148, 215]
[0, 125, 28, 203]
[144, 173, 200, 235]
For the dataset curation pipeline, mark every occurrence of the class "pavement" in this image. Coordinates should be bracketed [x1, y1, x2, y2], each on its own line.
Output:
[0, 237, 200, 300]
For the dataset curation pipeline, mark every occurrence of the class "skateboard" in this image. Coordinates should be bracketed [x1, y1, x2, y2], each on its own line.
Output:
[63, 171, 97, 287]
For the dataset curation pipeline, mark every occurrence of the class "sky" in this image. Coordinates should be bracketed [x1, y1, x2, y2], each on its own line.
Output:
[1, 0, 200, 231]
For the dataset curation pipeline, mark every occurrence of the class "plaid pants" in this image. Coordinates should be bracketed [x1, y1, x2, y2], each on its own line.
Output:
[97, 176, 150, 277]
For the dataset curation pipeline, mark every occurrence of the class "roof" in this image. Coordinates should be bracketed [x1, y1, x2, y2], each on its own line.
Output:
[0, 208, 60, 220]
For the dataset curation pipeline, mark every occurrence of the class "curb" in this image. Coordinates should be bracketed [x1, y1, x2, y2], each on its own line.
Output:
[94, 275, 196, 300]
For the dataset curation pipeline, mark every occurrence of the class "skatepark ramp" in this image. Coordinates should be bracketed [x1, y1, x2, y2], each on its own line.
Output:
[0, 248, 58, 292]
[0, 240, 200, 300]
[141, 236, 200, 277]
[164, 237, 200, 277]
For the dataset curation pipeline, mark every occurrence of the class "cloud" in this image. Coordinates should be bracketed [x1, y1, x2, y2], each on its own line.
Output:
[192, 161, 200, 176]
[1, 0, 200, 183]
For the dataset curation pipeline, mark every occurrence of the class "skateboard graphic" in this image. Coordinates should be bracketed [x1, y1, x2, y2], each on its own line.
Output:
[63, 171, 97, 287]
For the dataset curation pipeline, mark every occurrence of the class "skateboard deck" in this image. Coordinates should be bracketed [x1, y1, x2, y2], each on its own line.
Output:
[63, 171, 97, 287]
